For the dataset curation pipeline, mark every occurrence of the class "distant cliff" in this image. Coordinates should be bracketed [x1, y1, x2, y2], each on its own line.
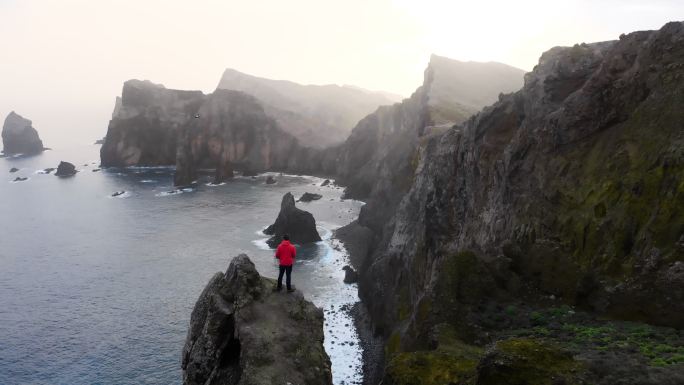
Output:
[2, 111, 45, 155]
[100, 80, 306, 185]
[216, 69, 402, 148]
[354, 21, 684, 385]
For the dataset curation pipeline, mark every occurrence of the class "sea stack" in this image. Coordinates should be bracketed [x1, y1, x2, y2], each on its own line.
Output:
[182, 255, 332, 385]
[54, 161, 77, 177]
[263, 192, 321, 248]
[2, 112, 45, 155]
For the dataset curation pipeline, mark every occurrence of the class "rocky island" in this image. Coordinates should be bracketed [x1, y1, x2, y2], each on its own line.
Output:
[182, 255, 331, 385]
[264, 192, 322, 248]
[2, 111, 45, 155]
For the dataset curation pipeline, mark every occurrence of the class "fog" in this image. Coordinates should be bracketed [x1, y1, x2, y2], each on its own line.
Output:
[1, 0, 682, 147]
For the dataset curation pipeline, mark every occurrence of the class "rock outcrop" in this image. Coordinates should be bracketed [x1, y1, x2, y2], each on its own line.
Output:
[216, 68, 402, 148]
[182, 254, 332, 385]
[298, 192, 322, 202]
[354, 21, 684, 384]
[264, 192, 321, 248]
[2, 111, 45, 155]
[54, 161, 77, 177]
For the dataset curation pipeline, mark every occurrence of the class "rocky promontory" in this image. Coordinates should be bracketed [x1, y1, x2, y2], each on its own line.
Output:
[2, 111, 45, 155]
[264, 192, 321, 248]
[182, 254, 331, 385]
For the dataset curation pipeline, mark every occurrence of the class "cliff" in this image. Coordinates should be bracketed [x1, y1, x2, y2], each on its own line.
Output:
[333, 56, 525, 237]
[2, 111, 45, 155]
[355, 22, 684, 385]
[100, 80, 307, 185]
[182, 254, 332, 385]
[216, 68, 402, 148]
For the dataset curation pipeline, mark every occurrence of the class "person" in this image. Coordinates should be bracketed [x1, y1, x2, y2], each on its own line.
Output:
[275, 234, 296, 292]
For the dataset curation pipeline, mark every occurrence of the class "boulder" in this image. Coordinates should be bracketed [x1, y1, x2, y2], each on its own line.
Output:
[54, 161, 77, 177]
[264, 192, 321, 248]
[321, 179, 331, 187]
[182, 254, 332, 385]
[111, 191, 125, 197]
[9, 167, 19, 173]
[298, 192, 323, 202]
[342, 265, 358, 284]
[265, 176, 276, 184]
[2, 112, 45, 155]
[12, 177, 28, 182]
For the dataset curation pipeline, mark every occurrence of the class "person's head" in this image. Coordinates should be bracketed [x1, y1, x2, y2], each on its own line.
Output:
[282, 234, 290, 241]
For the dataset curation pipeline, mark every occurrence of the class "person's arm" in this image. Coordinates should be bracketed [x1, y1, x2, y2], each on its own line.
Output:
[292, 245, 296, 260]
[275, 246, 280, 260]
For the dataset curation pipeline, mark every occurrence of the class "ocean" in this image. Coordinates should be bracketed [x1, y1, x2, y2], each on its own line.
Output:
[0, 144, 363, 385]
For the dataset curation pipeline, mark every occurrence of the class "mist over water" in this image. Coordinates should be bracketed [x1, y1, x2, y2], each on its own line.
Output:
[0, 145, 363, 385]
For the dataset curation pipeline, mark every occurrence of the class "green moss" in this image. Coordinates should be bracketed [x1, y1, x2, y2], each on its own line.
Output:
[477, 338, 583, 385]
[385, 329, 483, 385]
[386, 332, 402, 357]
[385, 350, 478, 385]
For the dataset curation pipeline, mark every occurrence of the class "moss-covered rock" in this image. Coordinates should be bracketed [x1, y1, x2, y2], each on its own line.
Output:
[476, 338, 584, 385]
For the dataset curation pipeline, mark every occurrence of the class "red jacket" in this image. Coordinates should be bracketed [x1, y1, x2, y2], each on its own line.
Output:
[275, 240, 296, 266]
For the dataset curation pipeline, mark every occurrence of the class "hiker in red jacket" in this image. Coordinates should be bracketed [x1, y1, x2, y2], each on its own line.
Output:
[275, 234, 296, 292]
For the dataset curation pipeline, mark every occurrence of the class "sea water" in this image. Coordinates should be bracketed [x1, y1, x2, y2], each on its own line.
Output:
[0, 144, 363, 385]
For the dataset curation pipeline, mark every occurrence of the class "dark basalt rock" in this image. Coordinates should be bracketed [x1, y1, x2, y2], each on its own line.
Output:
[264, 192, 321, 248]
[111, 191, 125, 197]
[321, 179, 331, 186]
[342, 265, 358, 284]
[9, 167, 19, 173]
[12, 177, 27, 182]
[265, 176, 276, 184]
[42, 167, 55, 174]
[54, 161, 77, 177]
[182, 254, 332, 385]
[298, 192, 323, 202]
[92, 168, 100, 172]
[2, 112, 45, 155]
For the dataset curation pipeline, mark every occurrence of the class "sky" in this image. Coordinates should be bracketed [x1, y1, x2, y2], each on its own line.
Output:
[1, 0, 682, 147]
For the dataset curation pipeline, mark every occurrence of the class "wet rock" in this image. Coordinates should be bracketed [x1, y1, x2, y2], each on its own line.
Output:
[266, 176, 277, 184]
[264, 192, 321, 248]
[92, 169, 101, 172]
[298, 192, 323, 202]
[12, 177, 27, 182]
[9, 167, 18, 173]
[111, 191, 125, 197]
[2, 111, 45, 155]
[182, 254, 332, 385]
[342, 265, 358, 284]
[54, 161, 77, 177]
[42, 167, 55, 174]
[321, 179, 331, 187]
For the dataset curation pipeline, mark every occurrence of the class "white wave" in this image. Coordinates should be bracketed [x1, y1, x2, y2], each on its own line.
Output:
[205, 182, 226, 187]
[140, 179, 156, 183]
[251, 237, 272, 251]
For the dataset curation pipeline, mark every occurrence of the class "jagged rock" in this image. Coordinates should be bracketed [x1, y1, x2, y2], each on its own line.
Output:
[265, 176, 276, 185]
[334, 220, 375, 269]
[41, 167, 55, 174]
[182, 254, 332, 385]
[2, 111, 45, 155]
[12, 177, 27, 182]
[94, 138, 105, 145]
[264, 193, 321, 248]
[321, 179, 331, 186]
[9, 167, 18, 173]
[342, 265, 358, 284]
[54, 161, 77, 177]
[111, 191, 125, 197]
[298, 192, 322, 202]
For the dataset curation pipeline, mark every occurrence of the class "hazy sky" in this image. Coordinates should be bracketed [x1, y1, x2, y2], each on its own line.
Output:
[1, 0, 682, 147]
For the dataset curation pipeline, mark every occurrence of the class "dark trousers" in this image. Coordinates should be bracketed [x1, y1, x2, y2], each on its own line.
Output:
[277, 265, 293, 290]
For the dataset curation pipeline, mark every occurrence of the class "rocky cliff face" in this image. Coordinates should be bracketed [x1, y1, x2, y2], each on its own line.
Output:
[182, 254, 332, 385]
[333, 56, 525, 238]
[356, 22, 684, 385]
[100, 80, 307, 186]
[2, 111, 44, 155]
[216, 69, 402, 148]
